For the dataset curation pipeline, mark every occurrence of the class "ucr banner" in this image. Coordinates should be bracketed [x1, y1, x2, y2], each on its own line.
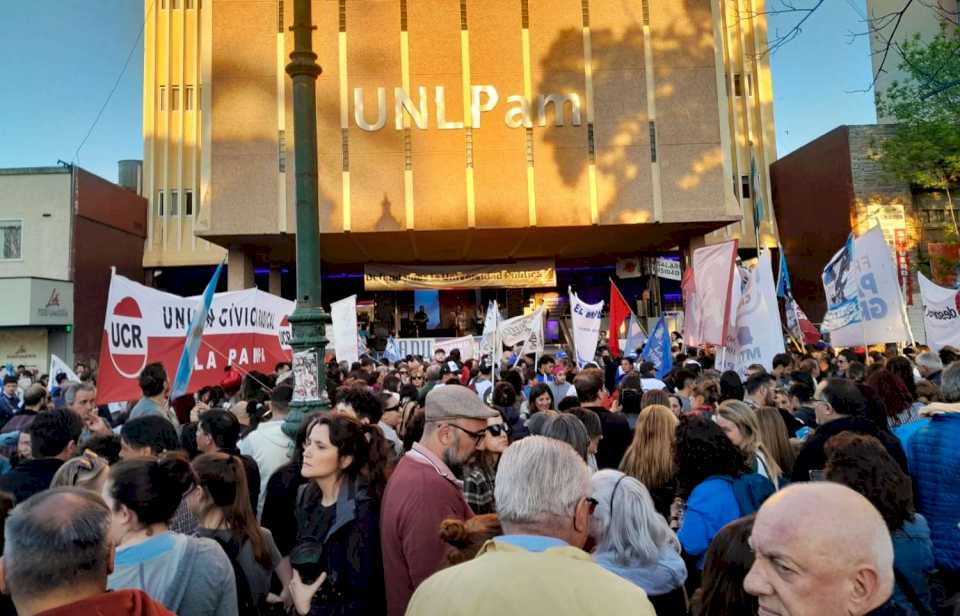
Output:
[97, 273, 294, 404]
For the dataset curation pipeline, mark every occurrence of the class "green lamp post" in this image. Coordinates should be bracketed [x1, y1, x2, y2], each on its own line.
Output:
[282, 0, 330, 437]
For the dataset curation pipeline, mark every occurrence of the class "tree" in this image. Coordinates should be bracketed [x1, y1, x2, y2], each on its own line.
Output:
[877, 29, 960, 237]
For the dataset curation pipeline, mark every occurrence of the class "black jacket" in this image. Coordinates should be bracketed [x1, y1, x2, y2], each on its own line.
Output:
[294, 478, 385, 616]
[583, 404, 632, 470]
[261, 461, 306, 556]
[791, 415, 908, 483]
[0, 458, 64, 504]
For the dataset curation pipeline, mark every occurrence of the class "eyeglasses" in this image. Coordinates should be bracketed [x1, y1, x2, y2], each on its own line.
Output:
[486, 423, 509, 437]
[446, 423, 486, 445]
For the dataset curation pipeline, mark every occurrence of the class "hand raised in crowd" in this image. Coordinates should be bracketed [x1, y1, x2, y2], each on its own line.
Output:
[85, 414, 112, 436]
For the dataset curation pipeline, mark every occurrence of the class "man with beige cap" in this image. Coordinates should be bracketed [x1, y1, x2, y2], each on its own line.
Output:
[744, 482, 897, 616]
[380, 385, 499, 616]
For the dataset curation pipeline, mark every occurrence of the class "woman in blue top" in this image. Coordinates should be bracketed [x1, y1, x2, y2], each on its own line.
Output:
[825, 432, 935, 616]
[673, 415, 750, 575]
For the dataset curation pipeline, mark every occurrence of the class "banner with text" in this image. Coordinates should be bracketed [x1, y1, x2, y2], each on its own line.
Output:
[97, 273, 294, 404]
[828, 226, 913, 346]
[364, 260, 556, 291]
[718, 251, 784, 377]
[570, 290, 604, 367]
[918, 272, 960, 352]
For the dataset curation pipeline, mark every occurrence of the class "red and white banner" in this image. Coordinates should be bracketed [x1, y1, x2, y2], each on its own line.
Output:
[97, 273, 294, 404]
[692, 240, 738, 346]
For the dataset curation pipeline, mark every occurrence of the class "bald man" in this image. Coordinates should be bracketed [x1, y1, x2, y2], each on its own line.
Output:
[744, 483, 896, 616]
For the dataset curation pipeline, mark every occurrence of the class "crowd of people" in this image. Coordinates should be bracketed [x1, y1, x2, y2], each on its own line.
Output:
[0, 337, 956, 615]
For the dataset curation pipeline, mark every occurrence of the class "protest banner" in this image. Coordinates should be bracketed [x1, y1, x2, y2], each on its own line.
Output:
[97, 273, 294, 404]
[918, 272, 960, 352]
[692, 240, 738, 346]
[435, 335, 478, 360]
[570, 290, 604, 367]
[718, 251, 784, 376]
[827, 226, 913, 346]
[331, 296, 360, 364]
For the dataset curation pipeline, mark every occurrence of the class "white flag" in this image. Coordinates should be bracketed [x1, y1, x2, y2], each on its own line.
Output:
[829, 226, 913, 346]
[918, 272, 960, 352]
[720, 251, 785, 377]
[692, 240, 738, 346]
[479, 300, 499, 357]
[49, 354, 79, 384]
[517, 307, 546, 359]
[569, 289, 604, 367]
[330, 296, 360, 364]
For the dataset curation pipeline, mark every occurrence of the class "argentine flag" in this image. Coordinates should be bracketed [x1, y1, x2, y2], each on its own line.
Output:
[170, 261, 224, 399]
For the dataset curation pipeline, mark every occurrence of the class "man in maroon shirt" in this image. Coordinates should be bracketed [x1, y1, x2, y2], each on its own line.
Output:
[380, 384, 498, 616]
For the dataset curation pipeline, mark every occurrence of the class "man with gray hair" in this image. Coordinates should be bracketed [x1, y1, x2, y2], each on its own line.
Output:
[915, 350, 944, 387]
[906, 361, 960, 580]
[744, 482, 896, 615]
[0, 487, 173, 615]
[407, 436, 656, 615]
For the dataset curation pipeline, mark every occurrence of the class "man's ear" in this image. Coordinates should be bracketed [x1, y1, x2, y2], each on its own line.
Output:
[849, 566, 881, 611]
[572, 498, 590, 534]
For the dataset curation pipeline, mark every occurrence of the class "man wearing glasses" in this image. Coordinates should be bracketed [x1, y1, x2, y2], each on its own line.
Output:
[381, 386, 499, 616]
[407, 436, 656, 616]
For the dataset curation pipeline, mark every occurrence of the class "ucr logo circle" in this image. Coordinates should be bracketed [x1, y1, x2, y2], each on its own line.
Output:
[108, 296, 148, 378]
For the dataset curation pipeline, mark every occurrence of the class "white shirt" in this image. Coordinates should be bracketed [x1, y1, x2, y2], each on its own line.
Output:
[238, 420, 293, 518]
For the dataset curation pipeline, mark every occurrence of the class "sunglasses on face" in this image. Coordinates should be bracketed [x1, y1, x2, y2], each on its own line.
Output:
[486, 423, 509, 437]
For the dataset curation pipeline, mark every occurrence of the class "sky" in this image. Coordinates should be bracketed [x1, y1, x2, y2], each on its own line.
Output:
[0, 1, 876, 183]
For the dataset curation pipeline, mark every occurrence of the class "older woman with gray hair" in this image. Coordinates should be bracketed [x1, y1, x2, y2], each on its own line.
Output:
[590, 470, 687, 601]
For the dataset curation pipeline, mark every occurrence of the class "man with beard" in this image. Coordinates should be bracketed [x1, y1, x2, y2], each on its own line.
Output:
[380, 385, 498, 616]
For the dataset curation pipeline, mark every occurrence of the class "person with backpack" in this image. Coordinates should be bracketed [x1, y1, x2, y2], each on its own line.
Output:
[281, 413, 389, 616]
[673, 415, 774, 590]
[189, 451, 289, 614]
[103, 453, 238, 616]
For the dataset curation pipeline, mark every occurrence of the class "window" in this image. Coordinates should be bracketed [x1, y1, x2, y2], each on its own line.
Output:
[733, 74, 743, 97]
[156, 191, 165, 217]
[161, 0, 166, 8]
[186, 0, 194, 8]
[741, 175, 751, 199]
[159, 86, 166, 111]
[170, 0, 178, 8]
[648, 121, 657, 163]
[0, 221, 21, 260]
[185, 190, 194, 216]
[171, 86, 180, 111]
[745, 74, 754, 97]
[278, 130, 287, 172]
[185, 85, 194, 110]
[170, 190, 180, 216]
[278, 0, 284, 32]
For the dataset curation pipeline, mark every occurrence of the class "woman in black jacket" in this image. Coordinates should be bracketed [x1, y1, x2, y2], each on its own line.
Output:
[284, 413, 390, 616]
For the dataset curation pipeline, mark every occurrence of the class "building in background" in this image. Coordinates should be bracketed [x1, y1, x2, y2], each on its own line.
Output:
[868, 0, 959, 124]
[0, 166, 147, 370]
[142, 0, 777, 336]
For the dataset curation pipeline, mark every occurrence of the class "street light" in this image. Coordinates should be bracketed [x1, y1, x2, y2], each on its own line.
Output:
[283, 0, 330, 436]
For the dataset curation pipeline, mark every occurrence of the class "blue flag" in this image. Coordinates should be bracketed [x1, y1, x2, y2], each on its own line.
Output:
[751, 154, 764, 233]
[776, 248, 792, 298]
[170, 261, 224, 399]
[641, 316, 673, 379]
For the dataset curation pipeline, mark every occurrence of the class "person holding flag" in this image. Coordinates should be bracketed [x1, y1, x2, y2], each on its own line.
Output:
[641, 315, 673, 380]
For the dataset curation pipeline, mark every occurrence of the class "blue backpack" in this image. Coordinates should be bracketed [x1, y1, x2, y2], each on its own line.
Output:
[707, 473, 776, 516]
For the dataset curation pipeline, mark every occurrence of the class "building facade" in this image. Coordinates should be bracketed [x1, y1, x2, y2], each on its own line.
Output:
[143, 0, 777, 330]
[0, 167, 147, 369]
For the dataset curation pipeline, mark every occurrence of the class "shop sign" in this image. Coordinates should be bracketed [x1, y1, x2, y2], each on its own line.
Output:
[656, 257, 682, 281]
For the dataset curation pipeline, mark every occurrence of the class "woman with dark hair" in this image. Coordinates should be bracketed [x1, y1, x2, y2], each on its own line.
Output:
[525, 382, 555, 416]
[674, 415, 752, 574]
[689, 515, 757, 616]
[283, 414, 389, 616]
[104, 453, 238, 615]
[866, 368, 923, 428]
[825, 433, 935, 615]
[190, 452, 289, 609]
[718, 371, 745, 403]
[885, 356, 917, 396]
[492, 381, 526, 439]
[461, 414, 510, 514]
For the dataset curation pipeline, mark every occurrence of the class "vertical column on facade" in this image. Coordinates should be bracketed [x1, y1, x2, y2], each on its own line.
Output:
[746, 0, 778, 240]
[709, 0, 740, 238]
[640, 0, 663, 222]
[162, 3, 172, 251]
[721, 0, 748, 239]
[177, 1, 186, 251]
[276, 0, 288, 234]
[400, 0, 415, 229]
[460, 0, 476, 228]
[338, 0, 352, 232]
[520, 0, 537, 227]
[192, 0, 201, 250]
[144, 0, 156, 249]
[580, 0, 599, 225]
[733, 0, 760, 245]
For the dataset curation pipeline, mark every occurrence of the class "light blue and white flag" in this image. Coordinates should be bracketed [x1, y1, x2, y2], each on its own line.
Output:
[383, 337, 401, 363]
[171, 261, 224, 399]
